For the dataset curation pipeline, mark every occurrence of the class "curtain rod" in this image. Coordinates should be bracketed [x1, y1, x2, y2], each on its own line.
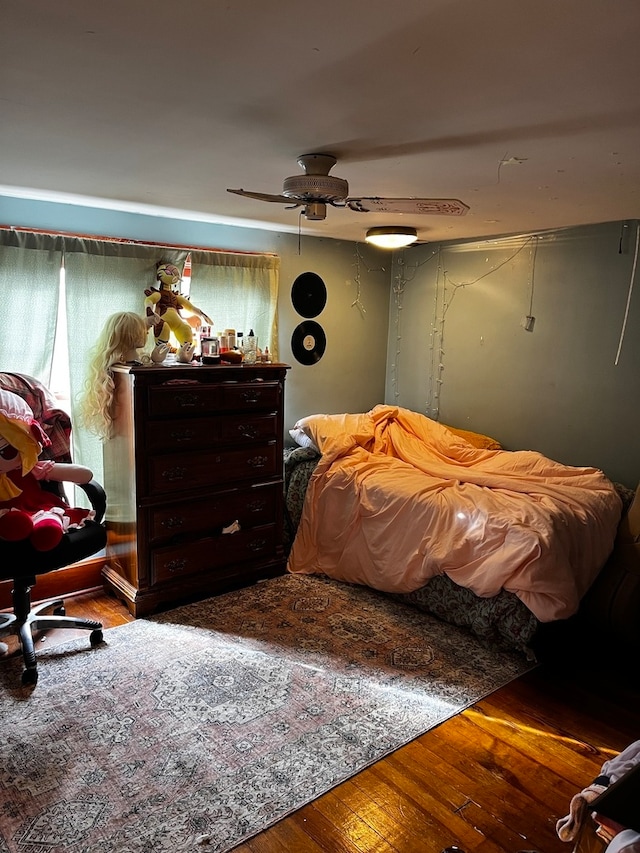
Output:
[0, 224, 277, 258]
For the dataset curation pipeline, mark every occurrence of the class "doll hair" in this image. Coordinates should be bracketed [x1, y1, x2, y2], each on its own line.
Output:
[0, 389, 49, 500]
[78, 311, 148, 440]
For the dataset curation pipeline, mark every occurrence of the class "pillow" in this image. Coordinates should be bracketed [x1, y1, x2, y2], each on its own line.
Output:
[442, 424, 502, 451]
[289, 425, 320, 452]
[289, 412, 374, 455]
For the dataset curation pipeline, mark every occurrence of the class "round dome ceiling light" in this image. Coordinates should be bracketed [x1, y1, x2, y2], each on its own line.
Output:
[365, 226, 418, 249]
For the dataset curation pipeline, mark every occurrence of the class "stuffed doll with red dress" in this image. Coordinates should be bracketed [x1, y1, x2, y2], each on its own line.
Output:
[0, 389, 94, 551]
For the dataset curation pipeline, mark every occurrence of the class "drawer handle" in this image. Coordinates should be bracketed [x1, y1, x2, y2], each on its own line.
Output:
[237, 423, 259, 439]
[161, 516, 185, 529]
[247, 455, 268, 468]
[165, 558, 188, 573]
[162, 466, 188, 481]
[241, 391, 262, 404]
[169, 428, 196, 443]
[172, 392, 202, 408]
[247, 538, 267, 552]
[246, 499, 267, 513]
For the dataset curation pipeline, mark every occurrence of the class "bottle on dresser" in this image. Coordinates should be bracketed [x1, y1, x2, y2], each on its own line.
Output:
[244, 329, 257, 364]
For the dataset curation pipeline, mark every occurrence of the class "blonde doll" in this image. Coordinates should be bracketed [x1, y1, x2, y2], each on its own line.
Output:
[78, 311, 168, 440]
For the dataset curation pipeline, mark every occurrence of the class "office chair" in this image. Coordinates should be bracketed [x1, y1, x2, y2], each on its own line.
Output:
[0, 372, 107, 686]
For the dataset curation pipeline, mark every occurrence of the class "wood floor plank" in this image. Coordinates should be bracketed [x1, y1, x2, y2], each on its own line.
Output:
[470, 694, 618, 785]
[346, 761, 466, 851]
[310, 786, 402, 853]
[421, 713, 575, 820]
[363, 752, 511, 853]
[229, 835, 288, 853]
[510, 667, 640, 740]
[408, 726, 574, 852]
[384, 738, 538, 850]
[388, 735, 562, 853]
[241, 815, 327, 852]
[459, 705, 595, 797]
[289, 803, 373, 853]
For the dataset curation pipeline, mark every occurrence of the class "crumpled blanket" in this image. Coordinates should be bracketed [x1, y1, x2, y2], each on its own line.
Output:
[287, 405, 622, 622]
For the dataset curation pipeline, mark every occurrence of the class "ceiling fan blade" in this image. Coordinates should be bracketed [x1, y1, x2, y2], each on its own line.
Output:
[227, 188, 295, 204]
[347, 197, 469, 216]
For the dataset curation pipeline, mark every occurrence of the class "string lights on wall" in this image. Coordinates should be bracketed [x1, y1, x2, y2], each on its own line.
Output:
[390, 221, 639, 424]
[389, 234, 541, 419]
[426, 236, 538, 418]
[427, 246, 445, 420]
[351, 244, 368, 315]
[390, 247, 438, 406]
[352, 242, 387, 316]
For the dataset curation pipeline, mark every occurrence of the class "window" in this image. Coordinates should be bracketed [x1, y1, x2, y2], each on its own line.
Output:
[0, 228, 280, 489]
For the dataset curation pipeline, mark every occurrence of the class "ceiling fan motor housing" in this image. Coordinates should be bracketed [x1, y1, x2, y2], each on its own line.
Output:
[303, 202, 328, 220]
[282, 174, 349, 202]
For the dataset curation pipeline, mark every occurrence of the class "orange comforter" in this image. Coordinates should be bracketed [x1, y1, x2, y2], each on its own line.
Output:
[287, 406, 622, 622]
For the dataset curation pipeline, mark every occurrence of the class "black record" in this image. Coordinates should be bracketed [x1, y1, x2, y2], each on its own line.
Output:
[291, 272, 327, 318]
[291, 321, 326, 365]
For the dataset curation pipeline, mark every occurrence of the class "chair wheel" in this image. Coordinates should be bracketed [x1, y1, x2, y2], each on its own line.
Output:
[90, 629, 103, 646]
[53, 605, 65, 616]
[22, 668, 38, 686]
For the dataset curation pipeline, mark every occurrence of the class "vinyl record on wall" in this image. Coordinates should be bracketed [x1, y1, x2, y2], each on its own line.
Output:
[291, 272, 327, 318]
[291, 321, 326, 365]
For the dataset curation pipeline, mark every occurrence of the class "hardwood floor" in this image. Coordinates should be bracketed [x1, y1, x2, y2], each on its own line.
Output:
[2, 587, 637, 853]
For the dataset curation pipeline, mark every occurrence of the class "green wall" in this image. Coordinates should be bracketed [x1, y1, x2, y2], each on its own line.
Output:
[385, 221, 640, 487]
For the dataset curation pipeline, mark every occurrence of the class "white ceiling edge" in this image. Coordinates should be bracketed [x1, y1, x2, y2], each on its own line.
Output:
[0, 185, 307, 237]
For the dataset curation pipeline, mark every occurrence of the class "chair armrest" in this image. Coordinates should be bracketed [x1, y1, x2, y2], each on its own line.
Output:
[78, 479, 107, 524]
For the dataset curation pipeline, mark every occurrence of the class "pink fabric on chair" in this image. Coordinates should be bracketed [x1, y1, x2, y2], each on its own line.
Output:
[0, 372, 71, 463]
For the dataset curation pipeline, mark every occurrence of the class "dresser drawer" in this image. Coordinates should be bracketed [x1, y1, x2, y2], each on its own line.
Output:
[146, 380, 280, 417]
[219, 382, 281, 411]
[146, 382, 220, 417]
[145, 413, 278, 453]
[151, 524, 278, 584]
[148, 482, 279, 543]
[147, 442, 279, 496]
[219, 413, 278, 443]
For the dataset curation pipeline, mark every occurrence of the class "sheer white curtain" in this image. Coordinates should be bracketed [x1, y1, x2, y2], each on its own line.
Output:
[190, 250, 280, 360]
[0, 229, 62, 382]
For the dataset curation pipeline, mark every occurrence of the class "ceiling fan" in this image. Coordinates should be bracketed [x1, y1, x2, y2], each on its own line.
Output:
[227, 153, 469, 221]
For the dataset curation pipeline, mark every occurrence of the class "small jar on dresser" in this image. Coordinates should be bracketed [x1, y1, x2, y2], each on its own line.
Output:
[102, 361, 290, 617]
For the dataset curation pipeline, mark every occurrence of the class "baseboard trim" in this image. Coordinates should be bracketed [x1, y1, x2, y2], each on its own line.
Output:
[0, 558, 105, 609]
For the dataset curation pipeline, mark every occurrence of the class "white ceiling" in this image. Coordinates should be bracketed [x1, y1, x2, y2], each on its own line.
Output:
[2, 0, 640, 245]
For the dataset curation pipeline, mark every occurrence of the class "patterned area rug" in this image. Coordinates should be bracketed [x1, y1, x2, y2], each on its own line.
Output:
[0, 574, 534, 853]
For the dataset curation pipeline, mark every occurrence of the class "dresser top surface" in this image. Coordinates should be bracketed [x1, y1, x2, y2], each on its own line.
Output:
[112, 362, 290, 380]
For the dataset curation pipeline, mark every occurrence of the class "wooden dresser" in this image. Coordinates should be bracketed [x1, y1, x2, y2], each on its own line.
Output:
[102, 362, 290, 616]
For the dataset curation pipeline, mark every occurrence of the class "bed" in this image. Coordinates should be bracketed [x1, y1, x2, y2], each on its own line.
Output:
[283, 405, 631, 658]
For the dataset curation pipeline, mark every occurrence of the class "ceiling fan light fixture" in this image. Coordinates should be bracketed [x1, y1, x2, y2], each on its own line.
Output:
[365, 226, 418, 249]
